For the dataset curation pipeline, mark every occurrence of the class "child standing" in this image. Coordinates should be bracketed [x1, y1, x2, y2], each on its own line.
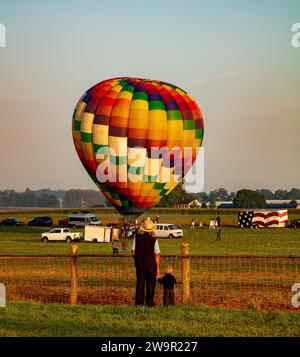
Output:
[216, 227, 221, 241]
[158, 266, 177, 306]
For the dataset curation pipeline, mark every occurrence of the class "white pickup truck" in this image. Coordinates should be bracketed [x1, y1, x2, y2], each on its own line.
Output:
[41, 228, 81, 243]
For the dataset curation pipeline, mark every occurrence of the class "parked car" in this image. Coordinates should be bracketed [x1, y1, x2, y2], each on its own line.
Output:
[290, 219, 300, 228]
[58, 212, 101, 228]
[0, 218, 24, 226]
[41, 228, 81, 243]
[153, 223, 183, 239]
[28, 216, 53, 227]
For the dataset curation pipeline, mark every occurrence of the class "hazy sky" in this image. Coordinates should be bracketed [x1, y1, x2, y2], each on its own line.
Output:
[0, 0, 299, 193]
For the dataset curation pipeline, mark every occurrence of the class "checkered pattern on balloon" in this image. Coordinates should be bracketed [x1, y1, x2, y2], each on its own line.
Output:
[72, 77, 204, 220]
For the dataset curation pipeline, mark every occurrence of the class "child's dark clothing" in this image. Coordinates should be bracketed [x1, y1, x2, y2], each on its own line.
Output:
[158, 273, 177, 306]
[216, 227, 221, 241]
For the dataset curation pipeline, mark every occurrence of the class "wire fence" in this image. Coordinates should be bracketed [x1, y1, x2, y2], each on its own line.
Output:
[0, 252, 299, 310]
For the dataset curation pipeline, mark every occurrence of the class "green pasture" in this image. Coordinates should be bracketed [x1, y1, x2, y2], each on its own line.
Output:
[0, 301, 299, 337]
[0, 225, 299, 255]
[0, 211, 299, 337]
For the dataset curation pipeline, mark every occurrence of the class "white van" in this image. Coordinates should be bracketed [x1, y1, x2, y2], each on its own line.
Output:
[153, 224, 183, 239]
[68, 212, 101, 228]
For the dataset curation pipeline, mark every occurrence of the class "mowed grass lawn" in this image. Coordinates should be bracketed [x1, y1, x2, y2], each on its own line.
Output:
[0, 301, 299, 337]
[0, 225, 300, 255]
[0, 223, 299, 337]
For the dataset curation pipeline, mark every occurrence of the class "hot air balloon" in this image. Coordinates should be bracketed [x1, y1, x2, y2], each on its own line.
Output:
[72, 77, 204, 221]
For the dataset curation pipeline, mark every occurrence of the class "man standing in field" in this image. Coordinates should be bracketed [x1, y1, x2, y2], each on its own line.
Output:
[131, 218, 161, 307]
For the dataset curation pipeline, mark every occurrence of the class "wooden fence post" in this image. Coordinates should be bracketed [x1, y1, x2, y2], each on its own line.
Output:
[70, 245, 78, 305]
[181, 243, 191, 304]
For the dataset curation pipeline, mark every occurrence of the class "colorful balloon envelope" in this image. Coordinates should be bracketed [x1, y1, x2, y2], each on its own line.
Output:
[72, 77, 204, 219]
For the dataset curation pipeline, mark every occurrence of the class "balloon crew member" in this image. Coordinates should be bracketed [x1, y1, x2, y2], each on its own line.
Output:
[158, 266, 177, 306]
[131, 219, 161, 307]
[112, 238, 119, 255]
[191, 219, 195, 229]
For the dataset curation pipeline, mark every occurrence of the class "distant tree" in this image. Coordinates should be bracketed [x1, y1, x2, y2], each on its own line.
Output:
[233, 189, 266, 209]
[229, 191, 236, 200]
[274, 189, 288, 200]
[35, 189, 65, 199]
[208, 188, 229, 201]
[287, 188, 300, 200]
[198, 192, 209, 203]
[64, 189, 105, 208]
[0, 189, 59, 207]
[208, 200, 216, 209]
[0, 191, 5, 206]
[23, 188, 37, 207]
[201, 202, 208, 208]
[36, 194, 59, 207]
[256, 189, 274, 200]
[6, 191, 19, 206]
[157, 182, 192, 207]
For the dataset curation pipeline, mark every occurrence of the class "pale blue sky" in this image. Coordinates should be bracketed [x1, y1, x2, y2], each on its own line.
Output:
[0, 0, 299, 192]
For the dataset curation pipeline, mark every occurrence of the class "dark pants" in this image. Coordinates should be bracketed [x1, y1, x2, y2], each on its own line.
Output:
[113, 248, 118, 255]
[135, 266, 156, 307]
[163, 289, 175, 306]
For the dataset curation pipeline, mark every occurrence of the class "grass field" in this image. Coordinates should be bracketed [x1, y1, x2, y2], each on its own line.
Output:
[0, 225, 300, 255]
[0, 301, 299, 337]
[0, 212, 299, 337]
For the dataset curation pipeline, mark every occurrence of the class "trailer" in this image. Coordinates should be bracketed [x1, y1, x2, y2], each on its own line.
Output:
[84, 226, 112, 243]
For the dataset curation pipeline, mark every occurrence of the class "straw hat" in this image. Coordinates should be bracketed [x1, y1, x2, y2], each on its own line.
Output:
[140, 218, 155, 233]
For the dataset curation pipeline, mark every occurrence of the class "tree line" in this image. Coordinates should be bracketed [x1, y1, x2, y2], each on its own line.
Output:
[196, 188, 300, 202]
[0, 187, 299, 209]
[0, 189, 105, 208]
[157, 185, 300, 208]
